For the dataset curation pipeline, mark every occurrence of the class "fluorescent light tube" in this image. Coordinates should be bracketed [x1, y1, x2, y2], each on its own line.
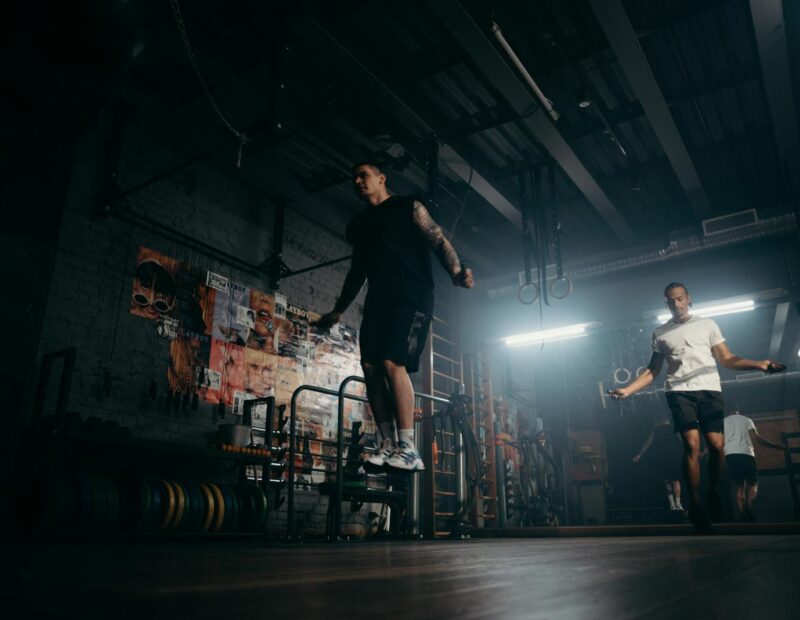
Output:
[504, 323, 592, 348]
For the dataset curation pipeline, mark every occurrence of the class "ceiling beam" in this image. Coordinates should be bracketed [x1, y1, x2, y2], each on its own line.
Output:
[439, 145, 522, 229]
[428, 0, 636, 245]
[129, 33, 505, 273]
[589, 0, 712, 219]
[293, 13, 524, 241]
[748, 0, 799, 162]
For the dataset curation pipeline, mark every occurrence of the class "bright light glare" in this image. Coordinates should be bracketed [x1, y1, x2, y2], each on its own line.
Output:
[504, 323, 592, 348]
[657, 300, 754, 322]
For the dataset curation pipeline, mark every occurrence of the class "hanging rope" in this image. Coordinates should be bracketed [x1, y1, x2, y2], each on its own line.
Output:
[170, 0, 249, 168]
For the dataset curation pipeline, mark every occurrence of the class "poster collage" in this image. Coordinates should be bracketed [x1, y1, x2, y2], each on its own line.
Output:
[130, 247, 372, 463]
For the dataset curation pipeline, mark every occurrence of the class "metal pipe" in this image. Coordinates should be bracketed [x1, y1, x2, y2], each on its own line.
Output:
[491, 22, 560, 121]
[333, 376, 451, 537]
[571, 213, 797, 279]
[409, 416, 421, 536]
[488, 213, 798, 298]
[335, 375, 368, 538]
[281, 255, 352, 278]
[289, 376, 457, 539]
[494, 419, 507, 526]
[455, 421, 466, 521]
[116, 139, 234, 200]
[287, 383, 369, 539]
[269, 202, 286, 291]
[415, 392, 452, 407]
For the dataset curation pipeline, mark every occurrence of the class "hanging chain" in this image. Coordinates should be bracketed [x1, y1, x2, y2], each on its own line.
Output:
[170, 0, 249, 168]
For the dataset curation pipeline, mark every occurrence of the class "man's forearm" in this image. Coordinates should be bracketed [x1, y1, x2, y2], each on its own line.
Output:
[333, 269, 366, 314]
[434, 237, 461, 277]
[413, 200, 461, 277]
[720, 356, 762, 371]
[637, 434, 654, 456]
[755, 436, 784, 450]
[624, 371, 654, 395]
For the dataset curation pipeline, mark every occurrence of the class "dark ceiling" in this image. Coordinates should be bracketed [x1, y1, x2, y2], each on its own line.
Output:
[13, 0, 800, 278]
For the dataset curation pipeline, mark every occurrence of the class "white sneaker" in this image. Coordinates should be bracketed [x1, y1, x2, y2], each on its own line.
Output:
[364, 446, 393, 468]
[385, 443, 425, 472]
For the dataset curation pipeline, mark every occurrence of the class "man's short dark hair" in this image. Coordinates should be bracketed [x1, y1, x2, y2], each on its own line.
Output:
[726, 400, 742, 416]
[664, 282, 689, 297]
[352, 162, 384, 176]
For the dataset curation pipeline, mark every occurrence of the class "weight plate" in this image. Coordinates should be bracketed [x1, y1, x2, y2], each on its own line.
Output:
[169, 480, 186, 531]
[206, 482, 225, 533]
[250, 486, 268, 533]
[158, 479, 176, 531]
[219, 484, 236, 532]
[185, 482, 204, 532]
[136, 480, 152, 530]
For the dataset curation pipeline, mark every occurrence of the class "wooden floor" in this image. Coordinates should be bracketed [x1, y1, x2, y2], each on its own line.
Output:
[4, 535, 800, 619]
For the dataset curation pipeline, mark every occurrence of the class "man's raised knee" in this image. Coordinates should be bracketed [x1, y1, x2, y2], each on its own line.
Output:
[682, 431, 701, 457]
[381, 359, 406, 375]
[362, 361, 380, 378]
[704, 432, 724, 452]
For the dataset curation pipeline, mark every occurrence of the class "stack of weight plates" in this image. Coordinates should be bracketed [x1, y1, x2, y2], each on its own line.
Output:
[74, 473, 122, 531]
[51, 475, 269, 534]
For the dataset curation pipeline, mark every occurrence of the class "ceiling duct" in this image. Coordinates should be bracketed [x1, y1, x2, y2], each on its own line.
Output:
[487, 212, 797, 299]
[702, 209, 758, 237]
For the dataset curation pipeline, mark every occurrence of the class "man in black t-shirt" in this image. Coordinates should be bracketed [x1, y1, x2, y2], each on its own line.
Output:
[314, 162, 473, 471]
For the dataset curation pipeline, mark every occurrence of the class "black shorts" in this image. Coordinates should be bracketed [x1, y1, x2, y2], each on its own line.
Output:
[359, 303, 432, 373]
[665, 390, 724, 434]
[726, 454, 757, 484]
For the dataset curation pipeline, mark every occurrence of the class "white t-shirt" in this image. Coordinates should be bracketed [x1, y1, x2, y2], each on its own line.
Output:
[651, 315, 725, 392]
[724, 414, 756, 456]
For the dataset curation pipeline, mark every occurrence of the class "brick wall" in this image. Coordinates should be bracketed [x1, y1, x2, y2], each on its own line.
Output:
[35, 119, 376, 537]
[36, 119, 362, 437]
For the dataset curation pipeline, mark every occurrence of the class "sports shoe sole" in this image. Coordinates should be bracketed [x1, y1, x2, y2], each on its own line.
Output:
[385, 461, 425, 473]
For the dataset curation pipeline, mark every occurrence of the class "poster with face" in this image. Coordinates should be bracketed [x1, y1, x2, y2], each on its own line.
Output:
[131, 248, 364, 429]
[205, 340, 246, 405]
[131, 247, 215, 339]
[246, 289, 278, 354]
[130, 247, 180, 320]
[275, 356, 304, 405]
[244, 348, 278, 398]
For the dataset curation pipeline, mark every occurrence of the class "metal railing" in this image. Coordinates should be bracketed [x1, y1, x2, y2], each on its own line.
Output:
[287, 375, 454, 539]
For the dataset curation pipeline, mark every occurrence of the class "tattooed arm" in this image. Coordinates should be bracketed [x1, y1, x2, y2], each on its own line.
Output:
[311, 248, 367, 329]
[412, 200, 474, 288]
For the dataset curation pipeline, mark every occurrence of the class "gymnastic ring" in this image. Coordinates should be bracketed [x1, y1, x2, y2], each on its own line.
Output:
[548, 275, 573, 300]
[517, 282, 539, 305]
[613, 367, 631, 384]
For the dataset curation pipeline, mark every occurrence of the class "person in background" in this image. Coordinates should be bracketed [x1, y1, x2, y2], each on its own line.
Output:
[724, 405, 786, 521]
[633, 415, 685, 513]
[609, 282, 785, 532]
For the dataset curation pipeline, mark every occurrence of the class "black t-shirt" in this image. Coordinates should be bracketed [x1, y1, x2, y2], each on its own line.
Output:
[346, 195, 434, 313]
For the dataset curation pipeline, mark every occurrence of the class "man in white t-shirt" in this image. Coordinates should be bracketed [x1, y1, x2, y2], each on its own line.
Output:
[724, 406, 785, 521]
[609, 282, 785, 532]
